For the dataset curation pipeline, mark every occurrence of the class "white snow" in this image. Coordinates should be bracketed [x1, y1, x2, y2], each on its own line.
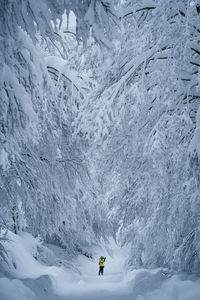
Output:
[0, 278, 36, 300]
[45, 56, 90, 98]
[0, 148, 9, 171]
[1, 231, 200, 300]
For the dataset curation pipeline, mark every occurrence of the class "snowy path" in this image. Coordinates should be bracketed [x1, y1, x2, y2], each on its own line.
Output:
[65, 241, 131, 299]
[1, 231, 200, 300]
[44, 239, 132, 299]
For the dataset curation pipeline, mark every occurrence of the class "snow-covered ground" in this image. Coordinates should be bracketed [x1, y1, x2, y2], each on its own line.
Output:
[0, 231, 200, 300]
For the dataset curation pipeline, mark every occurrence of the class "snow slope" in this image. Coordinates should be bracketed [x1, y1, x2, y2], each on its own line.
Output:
[1, 231, 200, 300]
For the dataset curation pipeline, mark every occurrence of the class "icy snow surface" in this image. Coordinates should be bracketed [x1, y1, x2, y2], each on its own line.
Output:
[0, 231, 200, 300]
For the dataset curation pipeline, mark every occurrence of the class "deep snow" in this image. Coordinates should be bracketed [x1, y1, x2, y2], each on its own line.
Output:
[0, 231, 200, 300]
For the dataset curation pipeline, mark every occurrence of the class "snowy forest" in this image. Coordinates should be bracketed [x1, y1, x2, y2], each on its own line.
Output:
[1, 0, 200, 299]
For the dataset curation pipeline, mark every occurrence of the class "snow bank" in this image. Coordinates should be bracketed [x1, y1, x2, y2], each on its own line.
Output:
[0, 278, 36, 300]
[125, 269, 200, 300]
[1, 230, 200, 300]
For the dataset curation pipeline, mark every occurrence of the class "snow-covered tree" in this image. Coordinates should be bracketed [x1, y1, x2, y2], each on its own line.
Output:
[73, 0, 200, 273]
[1, 0, 200, 275]
[0, 0, 115, 255]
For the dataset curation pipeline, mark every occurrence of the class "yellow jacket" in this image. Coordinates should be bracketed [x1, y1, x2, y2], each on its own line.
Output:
[99, 257, 105, 267]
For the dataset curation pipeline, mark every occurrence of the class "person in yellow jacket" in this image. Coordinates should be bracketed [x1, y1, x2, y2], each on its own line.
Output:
[99, 256, 106, 275]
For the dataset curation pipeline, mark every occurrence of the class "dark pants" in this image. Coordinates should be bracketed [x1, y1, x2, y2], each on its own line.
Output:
[99, 266, 104, 275]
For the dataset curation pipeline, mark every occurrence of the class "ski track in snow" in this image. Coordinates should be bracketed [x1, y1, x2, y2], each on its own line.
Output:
[0, 231, 200, 300]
